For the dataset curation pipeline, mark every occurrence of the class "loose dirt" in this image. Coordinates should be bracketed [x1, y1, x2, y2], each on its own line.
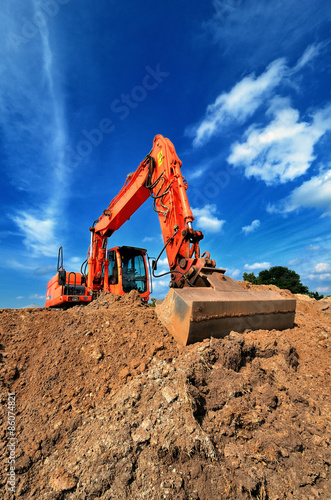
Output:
[0, 285, 330, 499]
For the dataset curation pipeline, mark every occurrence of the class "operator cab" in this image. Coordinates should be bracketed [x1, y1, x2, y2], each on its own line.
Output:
[107, 245, 149, 300]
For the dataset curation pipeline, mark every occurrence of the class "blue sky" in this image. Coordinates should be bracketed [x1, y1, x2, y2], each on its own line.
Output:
[1, 0, 331, 307]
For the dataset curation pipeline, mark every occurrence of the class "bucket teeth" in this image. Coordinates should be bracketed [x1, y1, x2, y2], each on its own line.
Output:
[156, 273, 296, 346]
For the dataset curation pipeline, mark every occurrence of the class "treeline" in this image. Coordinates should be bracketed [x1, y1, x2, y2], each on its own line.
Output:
[243, 266, 324, 300]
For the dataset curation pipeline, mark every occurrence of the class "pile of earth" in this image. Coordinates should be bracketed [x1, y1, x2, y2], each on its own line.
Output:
[0, 285, 330, 499]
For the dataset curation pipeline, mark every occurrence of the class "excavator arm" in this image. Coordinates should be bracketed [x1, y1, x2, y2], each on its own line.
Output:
[88, 135, 214, 292]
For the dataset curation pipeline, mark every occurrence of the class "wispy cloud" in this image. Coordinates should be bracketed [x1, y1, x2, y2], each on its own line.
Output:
[267, 169, 331, 216]
[307, 245, 321, 252]
[7, 259, 34, 272]
[292, 43, 325, 73]
[0, 0, 69, 258]
[151, 279, 169, 296]
[188, 167, 207, 180]
[188, 58, 286, 147]
[192, 204, 225, 233]
[244, 262, 270, 271]
[29, 293, 45, 300]
[33, 264, 57, 276]
[157, 257, 169, 267]
[308, 273, 331, 282]
[242, 219, 260, 235]
[187, 43, 325, 151]
[205, 0, 331, 69]
[143, 236, 158, 243]
[10, 210, 59, 257]
[316, 287, 330, 293]
[226, 268, 241, 279]
[288, 258, 303, 267]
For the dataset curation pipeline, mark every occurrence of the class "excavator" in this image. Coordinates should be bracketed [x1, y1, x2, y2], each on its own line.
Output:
[45, 135, 296, 345]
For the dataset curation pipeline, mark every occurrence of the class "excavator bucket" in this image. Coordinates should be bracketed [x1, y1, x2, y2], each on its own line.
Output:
[156, 270, 296, 345]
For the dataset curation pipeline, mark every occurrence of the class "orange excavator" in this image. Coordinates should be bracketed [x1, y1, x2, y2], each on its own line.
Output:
[45, 135, 296, 345]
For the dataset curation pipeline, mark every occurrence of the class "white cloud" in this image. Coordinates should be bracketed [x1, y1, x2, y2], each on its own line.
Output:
[143, 236, 157, 242]
[205, 0, 330, 65]
[0, 3, 70, 257]
[34, 265, 57, 276]
[244, 262, 270, 271]
[151, 279, 169, 297]
[228, 103, 331, 184]
[267, 169, 331, 216]
[7, 260, 28, 271]
[316, 287, 329, 293]
[188, 43, 324, 148]
[288, 258, 303, 266]
[188, 167, 206, 180]
[192, 204, 225, 233]
[152, 257, 169, 275]
[315, 263, 331, 273]
[189, 58, 286, 147]
[10, 211, 59, 257]
[0, 230, 20, 239]
[226, 268, 241, 279]
[71, 256, 81, 263]
[7, 259, 36, 271]
[292, 43, 324, 73]
[307, 245, 320, 251]
[65, 256, 85, 272]
[153, 279, 169, 288]
[242, 219, 260, 235]
[143, 233, 164, 244]
[29, 293, 45, 300]
[308, 273, 331, 282]
[157, 257, 169, 267]
[307, 261, 331, 283]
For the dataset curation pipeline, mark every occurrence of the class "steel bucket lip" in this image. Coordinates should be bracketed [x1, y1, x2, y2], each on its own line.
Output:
[156, 283, 296, 346]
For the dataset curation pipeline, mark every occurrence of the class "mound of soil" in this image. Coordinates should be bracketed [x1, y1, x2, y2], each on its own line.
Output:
[0, 287, 330, 499]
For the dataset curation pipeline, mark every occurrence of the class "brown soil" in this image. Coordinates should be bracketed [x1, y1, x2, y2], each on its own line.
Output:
[0, 285, 330, 499]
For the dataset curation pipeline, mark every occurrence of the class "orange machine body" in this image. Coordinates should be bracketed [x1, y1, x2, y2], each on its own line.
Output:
[45, 246, 149, 308]
[45, 271, 92, 308]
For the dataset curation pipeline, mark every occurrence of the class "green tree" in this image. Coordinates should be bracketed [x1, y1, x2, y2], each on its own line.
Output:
[242, 272, 259, 284]
[308, 291, 324, 300]
[243, 266, 312, 295]
[257, 266, 309, 294]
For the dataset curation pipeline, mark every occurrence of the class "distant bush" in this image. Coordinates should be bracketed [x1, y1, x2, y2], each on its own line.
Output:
[307, 291, 325, 300]
[149, 297, 157, 307]
[243, 266, 324, 299]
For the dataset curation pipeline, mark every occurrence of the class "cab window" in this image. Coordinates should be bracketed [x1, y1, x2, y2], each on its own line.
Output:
[121, 250, 147, 293]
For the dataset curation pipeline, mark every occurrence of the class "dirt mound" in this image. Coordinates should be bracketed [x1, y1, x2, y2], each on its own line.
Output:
[237, 280, 295, 297]
[1, 288, 330, 499]
[317, 296, 331, 312]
